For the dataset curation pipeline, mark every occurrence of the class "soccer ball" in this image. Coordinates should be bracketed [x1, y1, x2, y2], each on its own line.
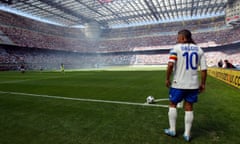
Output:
[146, 96, 155, 104]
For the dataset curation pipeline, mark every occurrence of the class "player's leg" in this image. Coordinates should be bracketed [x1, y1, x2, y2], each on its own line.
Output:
[183, 101, 193, 141]
[164, 88, 183, 136]
[166, 101, 177, 136]
[183, 89, 198, 141]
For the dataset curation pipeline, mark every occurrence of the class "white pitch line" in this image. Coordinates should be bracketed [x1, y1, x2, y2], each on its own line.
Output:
[0, 91, 169, 108]
[154, 98, 169, 102]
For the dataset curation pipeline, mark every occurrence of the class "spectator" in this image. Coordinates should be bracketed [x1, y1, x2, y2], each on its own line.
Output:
[218, 59, 223, 68]
[223, 59, 236, 69]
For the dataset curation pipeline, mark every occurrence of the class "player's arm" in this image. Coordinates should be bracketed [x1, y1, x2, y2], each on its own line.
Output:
[199, 69, 207, 93]
[166, 48, 177, 88]
[199, 52, 207, 93]
[166, 62, 174, 88]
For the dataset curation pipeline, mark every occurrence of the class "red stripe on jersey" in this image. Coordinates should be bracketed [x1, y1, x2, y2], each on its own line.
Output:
[169, 55, 177, 60]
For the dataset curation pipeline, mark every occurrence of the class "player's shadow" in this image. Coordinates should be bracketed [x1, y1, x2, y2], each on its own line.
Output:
[191, 114, 228, 142]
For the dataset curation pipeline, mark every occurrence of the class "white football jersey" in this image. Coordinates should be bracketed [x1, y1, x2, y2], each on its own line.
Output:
[168, 43, 207, 89]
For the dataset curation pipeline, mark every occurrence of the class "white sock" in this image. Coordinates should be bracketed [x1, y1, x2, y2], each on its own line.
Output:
[168, 107, 177, 132]
[184, 111, 194, 136]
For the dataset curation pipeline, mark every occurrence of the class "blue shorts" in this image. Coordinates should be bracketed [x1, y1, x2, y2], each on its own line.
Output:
[169, 87, 199, 104]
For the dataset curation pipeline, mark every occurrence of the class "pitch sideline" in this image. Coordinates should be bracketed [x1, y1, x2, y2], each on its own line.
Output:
[0, 91, 169, 108]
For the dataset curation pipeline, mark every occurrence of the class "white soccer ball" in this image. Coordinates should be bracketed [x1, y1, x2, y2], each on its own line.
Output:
[146, 96, 155, 104]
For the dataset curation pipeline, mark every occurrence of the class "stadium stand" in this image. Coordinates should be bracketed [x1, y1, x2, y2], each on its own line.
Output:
[0, 10, 240, 70]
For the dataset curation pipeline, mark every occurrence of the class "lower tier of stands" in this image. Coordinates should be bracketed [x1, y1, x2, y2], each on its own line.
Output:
[0, 43, 239, 71]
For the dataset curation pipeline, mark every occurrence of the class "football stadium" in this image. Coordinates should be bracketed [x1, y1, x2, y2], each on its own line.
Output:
[0, 0, 240, 143]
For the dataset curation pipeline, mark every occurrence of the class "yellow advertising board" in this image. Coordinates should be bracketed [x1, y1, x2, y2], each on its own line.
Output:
[208, 68, 240, 89]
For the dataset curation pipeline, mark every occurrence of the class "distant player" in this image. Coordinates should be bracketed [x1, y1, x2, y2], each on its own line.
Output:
[20, 64, 25, 73]
[60, 63, 64, 73]
[164, 29, 207, 142]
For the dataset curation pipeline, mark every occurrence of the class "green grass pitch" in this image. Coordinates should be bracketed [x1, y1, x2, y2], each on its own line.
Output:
[0, 68, 240, 144]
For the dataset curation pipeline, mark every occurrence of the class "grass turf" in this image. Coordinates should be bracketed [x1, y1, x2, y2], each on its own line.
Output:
[0, 69, 239, 144]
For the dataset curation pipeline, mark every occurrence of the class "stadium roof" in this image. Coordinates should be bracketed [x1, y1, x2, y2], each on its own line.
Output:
[0, 0, 228, 28]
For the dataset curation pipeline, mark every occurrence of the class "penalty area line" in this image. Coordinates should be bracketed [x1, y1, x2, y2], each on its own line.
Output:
[0, 91, 168, 108]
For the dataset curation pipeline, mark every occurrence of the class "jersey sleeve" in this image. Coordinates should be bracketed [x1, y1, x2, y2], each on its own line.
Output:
[200, 50, 207, 70]
[168, 46, 177, 63]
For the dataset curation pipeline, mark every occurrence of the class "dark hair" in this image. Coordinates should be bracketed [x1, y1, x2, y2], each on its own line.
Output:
[178, 29, 196, 44]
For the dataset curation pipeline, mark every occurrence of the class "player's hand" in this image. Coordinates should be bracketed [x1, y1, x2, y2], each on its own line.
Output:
[199, 84, 205, 93]
[165, 80, 171, 88]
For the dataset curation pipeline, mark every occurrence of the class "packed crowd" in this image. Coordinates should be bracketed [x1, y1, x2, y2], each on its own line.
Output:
[0, 10, 84, 38]
[1, 23, 240, 53]
[204, 43, 240, 68]
[0, 10, 239, 71]
[101, 17, 226, 38]
[0, 46, 137, 70]
[1, 42, 239, 71]
[0, 10, 240, 53]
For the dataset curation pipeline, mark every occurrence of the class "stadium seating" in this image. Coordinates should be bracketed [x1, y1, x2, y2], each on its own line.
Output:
[0, 10, 239, 70]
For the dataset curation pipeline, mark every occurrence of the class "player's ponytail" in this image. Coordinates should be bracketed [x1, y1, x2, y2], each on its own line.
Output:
[178, 29, 196, 44]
